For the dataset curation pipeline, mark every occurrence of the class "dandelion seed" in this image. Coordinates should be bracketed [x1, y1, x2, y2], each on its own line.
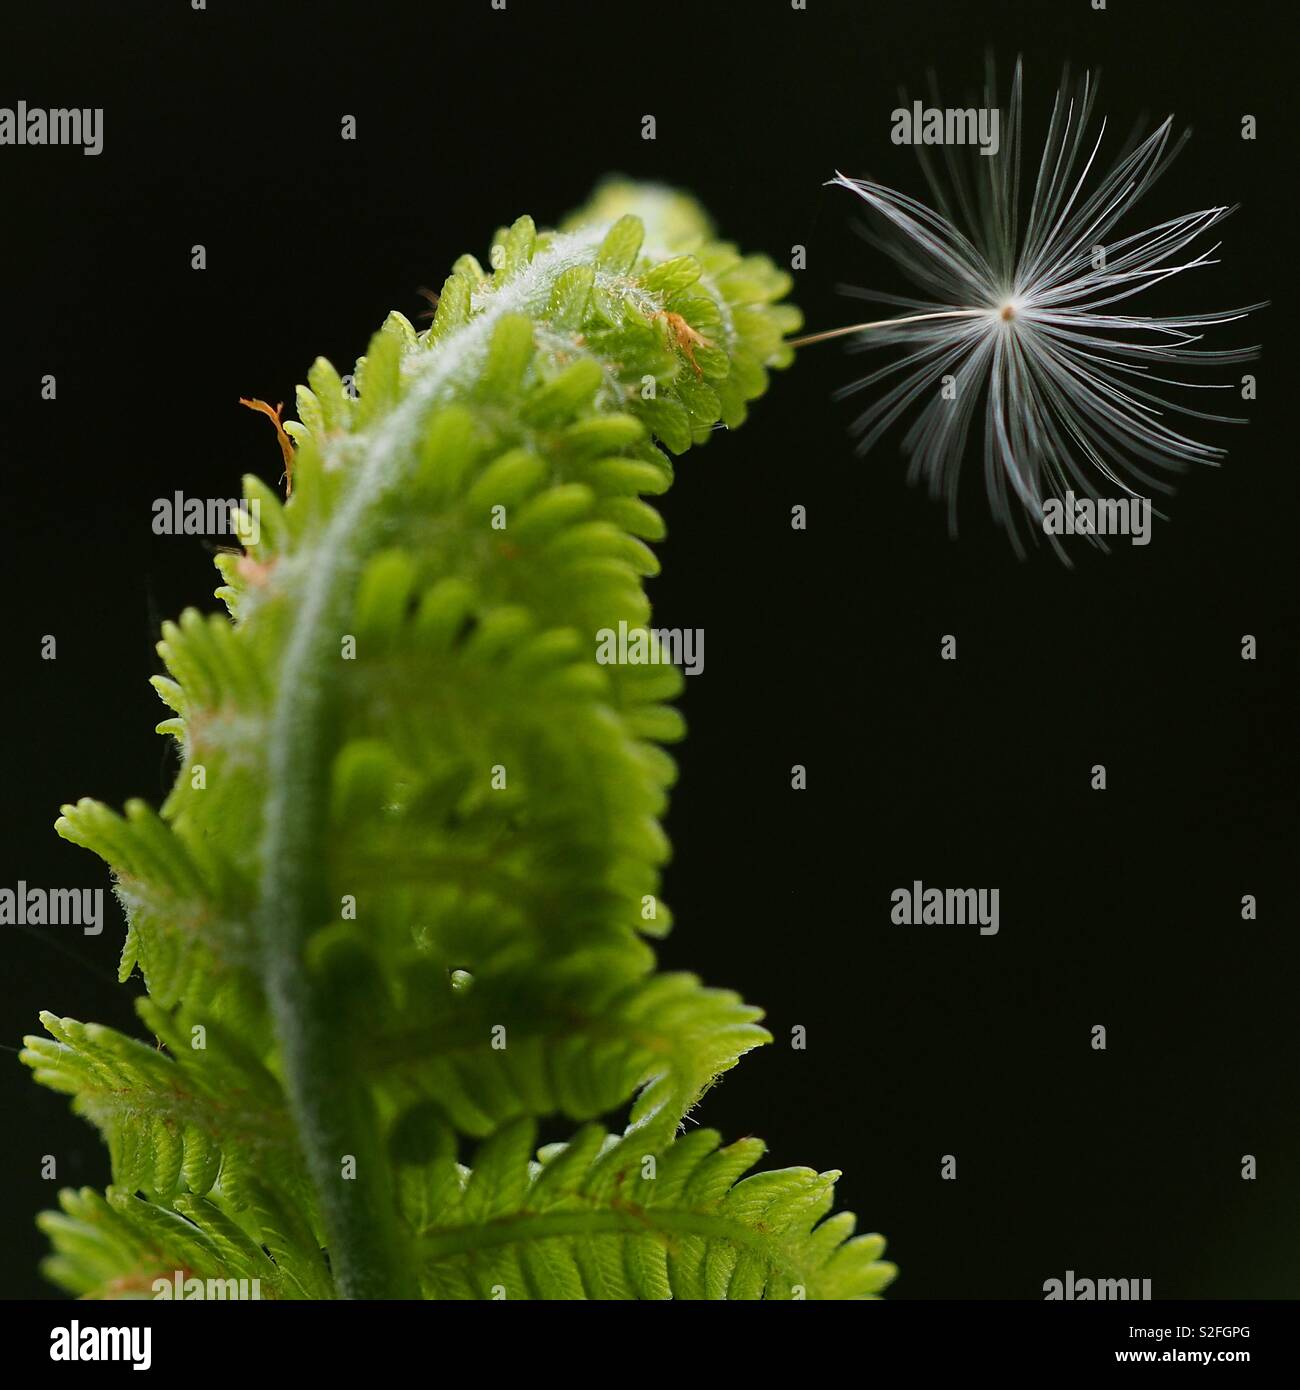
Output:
[797, 60, 1265, 556]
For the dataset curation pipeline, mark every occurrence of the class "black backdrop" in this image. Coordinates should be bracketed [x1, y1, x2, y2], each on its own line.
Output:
[0, 0, 1294, 1301]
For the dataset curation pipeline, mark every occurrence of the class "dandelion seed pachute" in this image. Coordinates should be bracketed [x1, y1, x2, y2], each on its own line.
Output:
[824, 60, 1264, 555]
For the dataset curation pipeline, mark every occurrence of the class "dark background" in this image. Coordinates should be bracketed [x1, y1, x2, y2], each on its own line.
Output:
[0, 0, 1294, 1300]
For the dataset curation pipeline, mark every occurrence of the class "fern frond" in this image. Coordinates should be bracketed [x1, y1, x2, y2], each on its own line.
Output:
[55, 797, 255, 1008]
[22, 1005, 310, 1211]
[23, 181, 895, 1300]
[404, 1120, 897, 1301]
[368, 959, 770, 1141]
[37, 1187, 329, 1300]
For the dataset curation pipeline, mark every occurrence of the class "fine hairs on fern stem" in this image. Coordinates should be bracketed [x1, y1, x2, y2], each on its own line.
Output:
[27, 181, 898, 1301]
[256, 226, 645, 1298]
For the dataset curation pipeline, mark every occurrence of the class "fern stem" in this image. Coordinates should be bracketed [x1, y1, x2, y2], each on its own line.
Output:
[255, 232, 613, 1299]
[255, 474, 412, 1298]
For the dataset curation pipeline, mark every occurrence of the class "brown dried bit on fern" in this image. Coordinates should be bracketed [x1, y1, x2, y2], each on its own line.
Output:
[653, 309, 710, 378]
[239, 397, 296, 495]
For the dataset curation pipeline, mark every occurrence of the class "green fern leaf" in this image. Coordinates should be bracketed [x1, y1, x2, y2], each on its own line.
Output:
[407, 1120, 897, 1300]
